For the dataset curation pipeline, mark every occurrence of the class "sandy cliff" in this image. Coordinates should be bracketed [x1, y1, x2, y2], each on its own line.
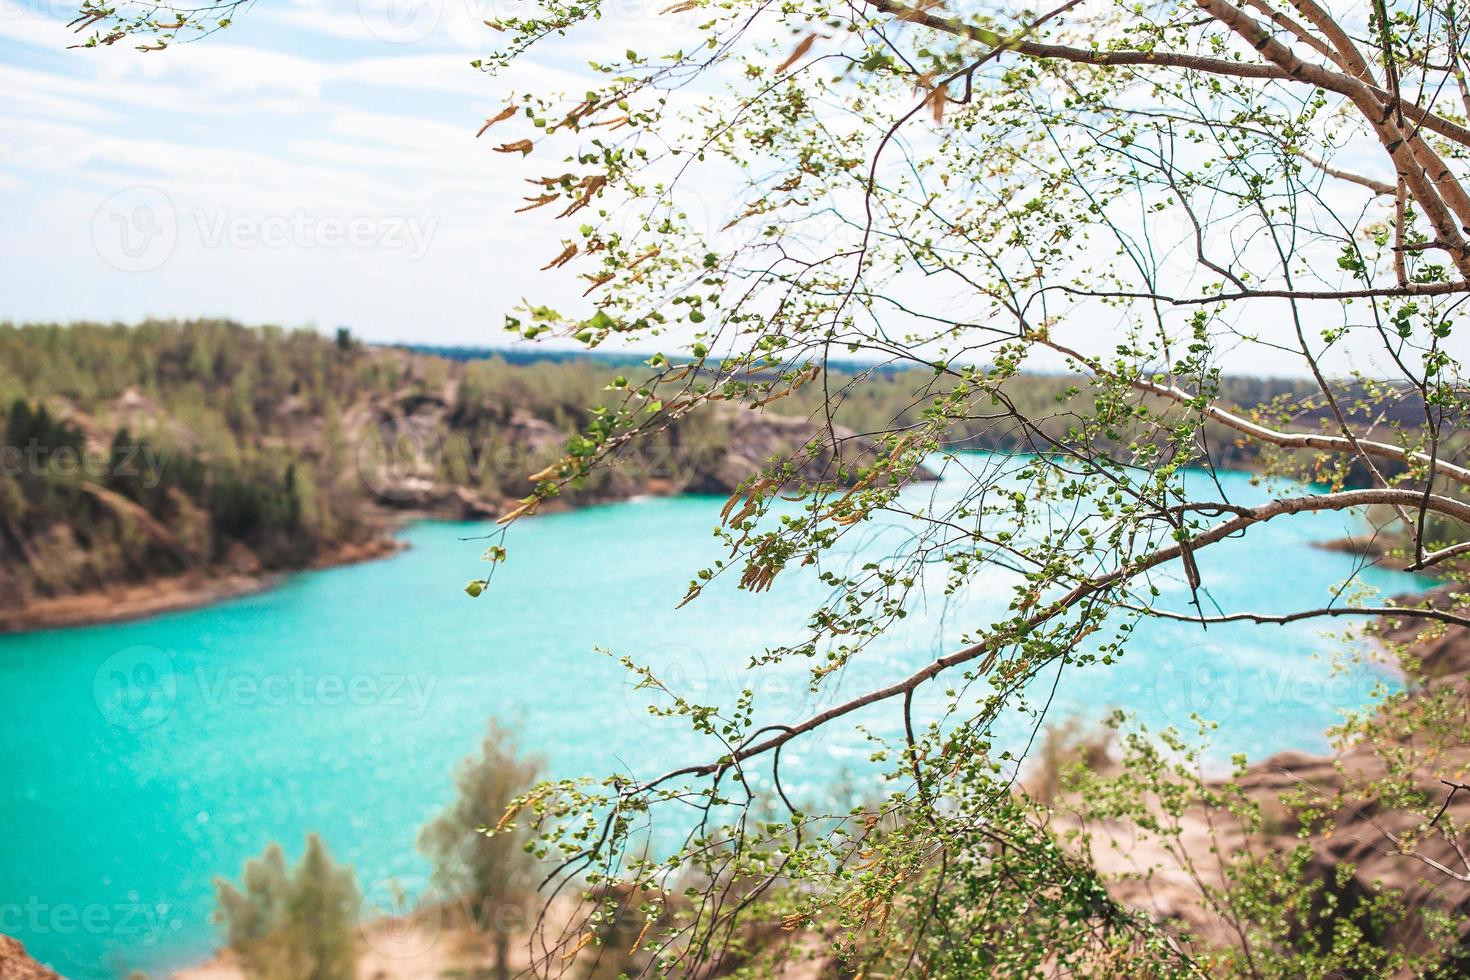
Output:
[0, 935, 61, 980]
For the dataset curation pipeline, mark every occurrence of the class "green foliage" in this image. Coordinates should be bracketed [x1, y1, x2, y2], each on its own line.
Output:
[4, 398, 84, 458]
[419, 721, 543, 979]
[214, 834, 359, 980]
[439, 0, 1470, 973]
[420, 721, 542, 905]
[37, 0, 1470, 969]
[1061, 718, 1456, 977]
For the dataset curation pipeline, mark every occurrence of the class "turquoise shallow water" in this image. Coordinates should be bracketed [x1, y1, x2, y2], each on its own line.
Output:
[0, 460, 1435, 977]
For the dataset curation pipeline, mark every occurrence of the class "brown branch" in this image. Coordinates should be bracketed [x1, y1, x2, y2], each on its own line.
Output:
[1048, 280, 1470, 303]
[1403, 135, 1470, 235]
[1286, 0, 1377, 82]
[1243, 0, 1338, 64]
[1119, 603, 1470, 629]
[1395, 180, 1410, 286]
[1039, 337, 1470, 491]
[1230, 0, 1470, 235]
[639, 488, 1470, 790]
[1448, 4, 1470, 123]
[1299, 149, 1395, 195]
[869, 0, 1470, 149]
[1432, 780, 1470, 827]
[1411, 538, 1470, 569]
[1198, 0, 1470, 276]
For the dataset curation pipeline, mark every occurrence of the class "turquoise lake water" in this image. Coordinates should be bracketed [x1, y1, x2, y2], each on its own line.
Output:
[0, 460, 1435, 977]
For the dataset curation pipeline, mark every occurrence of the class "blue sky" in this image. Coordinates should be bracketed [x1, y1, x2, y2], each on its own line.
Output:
[2, 2, 1459, 379]
[0, 0, 690, 347]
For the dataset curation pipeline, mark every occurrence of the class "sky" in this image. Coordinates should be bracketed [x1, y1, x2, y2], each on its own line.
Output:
[0, 0, 704, 348]
[1, 2, 1461, 380]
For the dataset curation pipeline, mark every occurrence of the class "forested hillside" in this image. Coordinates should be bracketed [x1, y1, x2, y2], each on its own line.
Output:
[0, 319, 1411, 630]
[0, 320, 931, 627]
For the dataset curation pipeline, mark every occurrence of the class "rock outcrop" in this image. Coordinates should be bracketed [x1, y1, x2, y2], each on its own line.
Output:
[1092, 583, 1470, 964]
[0, 935, 60, 980]
[6, 374, 936, 631]
[355, 400, 937, 519]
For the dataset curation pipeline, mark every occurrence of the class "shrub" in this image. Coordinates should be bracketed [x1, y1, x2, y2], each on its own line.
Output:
[215, 834, 359, 980]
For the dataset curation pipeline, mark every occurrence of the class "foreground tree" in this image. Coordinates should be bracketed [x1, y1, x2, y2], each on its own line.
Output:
[419, 721, 544, 980]
[475, 2, 1470, 971]
[88, 0, 1470, 973]
[215, 834, 359, 979]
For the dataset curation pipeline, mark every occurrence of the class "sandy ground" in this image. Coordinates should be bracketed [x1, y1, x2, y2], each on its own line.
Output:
[171, 902, 588, 980]
[174, 923, 505, 979]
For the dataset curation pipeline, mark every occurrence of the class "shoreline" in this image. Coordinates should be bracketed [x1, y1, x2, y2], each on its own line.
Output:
[1, 482, 1401, 637]
[0, 484, 652, 635]
[0, 536, 406, 635]
[0, 488, 670, 636]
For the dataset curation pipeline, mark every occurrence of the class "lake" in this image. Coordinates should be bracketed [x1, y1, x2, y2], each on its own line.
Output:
[0, 460, 1433, 976]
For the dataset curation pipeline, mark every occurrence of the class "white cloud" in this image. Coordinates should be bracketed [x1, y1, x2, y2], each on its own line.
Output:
[0, 0, 724, 345]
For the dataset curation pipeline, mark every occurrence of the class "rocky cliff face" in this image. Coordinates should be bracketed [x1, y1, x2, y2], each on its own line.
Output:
[3, 372, 935, 632]
[356, 399, 936, 519]
[1090, 583, 1470, 966]
[0, 936, 60, 980]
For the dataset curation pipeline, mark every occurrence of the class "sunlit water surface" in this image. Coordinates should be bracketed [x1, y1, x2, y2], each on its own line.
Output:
[0, 459, 1434, 976]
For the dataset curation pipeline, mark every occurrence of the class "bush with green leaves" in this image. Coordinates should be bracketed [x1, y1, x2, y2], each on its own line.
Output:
[419, 721, 543, 979]
[69, 0, 1470, 973]
[214, 834, 359, 980]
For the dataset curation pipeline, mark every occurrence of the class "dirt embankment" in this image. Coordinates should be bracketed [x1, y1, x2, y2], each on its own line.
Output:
[3, 402, 932, 635]
[0, 537, 403, 634]
[0, 935, 60, 980]
[1086, 583, 1470, 963]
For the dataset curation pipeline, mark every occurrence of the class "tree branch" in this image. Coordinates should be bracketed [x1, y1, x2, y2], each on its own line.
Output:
[1038, 337, 1470, 491]
[638, 488, 1470, 791]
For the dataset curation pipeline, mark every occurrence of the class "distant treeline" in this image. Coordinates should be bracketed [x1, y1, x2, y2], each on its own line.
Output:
[396, 343, 658, 369]
[396, 342, 940, 377]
